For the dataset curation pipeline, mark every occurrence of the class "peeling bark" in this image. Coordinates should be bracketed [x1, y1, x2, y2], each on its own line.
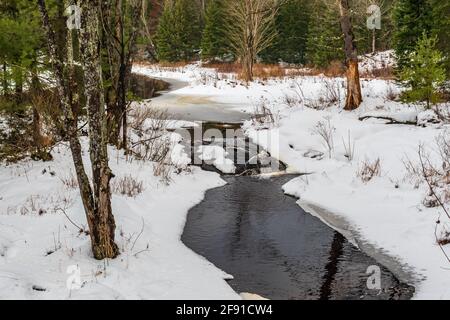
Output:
[337, 0, 362, 111]
[79, 0, 119, 259]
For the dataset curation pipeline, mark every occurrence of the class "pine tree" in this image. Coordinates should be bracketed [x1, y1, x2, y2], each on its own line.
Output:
[200, 0, 229, 61]
[399, 33, 446, 108]
[305, 0, 343, 68]
[351, 0, 396, 55]
[429, 0, 450, 77]
[0, 0, 42, 98]
[155, 0, 201, 62]
[393, 0, 433, 71]
[260, 0, 310, 64]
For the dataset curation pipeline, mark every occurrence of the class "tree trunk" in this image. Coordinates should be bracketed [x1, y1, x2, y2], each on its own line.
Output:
[104, 0, 142, 149]
[38, 0, 119, 260]
[13, 67, 23, 102]
[243, 54, 254, 82]
[337, 0, 362, 111]
[372, 29, 376, 54]
[79, 0, 119, 260]
[2, 63, 7, 96]
[30, 74, 44, 151]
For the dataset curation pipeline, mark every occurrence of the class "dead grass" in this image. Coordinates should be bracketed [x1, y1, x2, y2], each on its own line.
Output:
[358, 158, 382, 183]
[437, 232, 450, 246]
[313, 117, 335, 159]
[404, 133, 450, 208]
[250, 98, 279, 128]
[60, 172, 78, 190]
[112, 175, 145, 198]
[385, 85, 399, 101]
[360, 66, 395, 80]
[320, 61, 346, 78]
[203, 62, 288, 80]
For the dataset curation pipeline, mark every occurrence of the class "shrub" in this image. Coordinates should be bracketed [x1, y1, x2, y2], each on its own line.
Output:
[358, 158, 381, 183]
[399, 33, 446, 108]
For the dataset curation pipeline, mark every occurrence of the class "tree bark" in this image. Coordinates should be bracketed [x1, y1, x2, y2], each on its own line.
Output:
[337, 0, 362, 110]
[372, 29, 376, 54]
[2, 63, 7, 96]
[79, 0, 119, 259]
[13, 67, 23, 102]
[102, 0, 142, 149]
[38, 0, 119, 260]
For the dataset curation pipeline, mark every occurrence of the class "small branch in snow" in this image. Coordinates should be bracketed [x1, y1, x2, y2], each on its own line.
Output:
[131, 218, 145, 252]
[358, 115, 417, 125]
[55, 207, 87, 235]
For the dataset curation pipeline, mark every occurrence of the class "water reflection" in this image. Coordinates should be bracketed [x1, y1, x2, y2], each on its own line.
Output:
[182, 176, 414, 300]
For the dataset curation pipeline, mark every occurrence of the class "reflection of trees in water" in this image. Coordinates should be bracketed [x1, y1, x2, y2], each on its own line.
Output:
[320, 232, 345, 300]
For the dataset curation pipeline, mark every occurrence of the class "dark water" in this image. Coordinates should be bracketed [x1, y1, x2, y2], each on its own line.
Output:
[130, 73, 169, 99]
[130, 74, 415, 300]
[182, 175, 414, 300]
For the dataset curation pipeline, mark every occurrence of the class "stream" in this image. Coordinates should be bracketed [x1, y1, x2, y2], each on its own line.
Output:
[132, 73, 415, 300]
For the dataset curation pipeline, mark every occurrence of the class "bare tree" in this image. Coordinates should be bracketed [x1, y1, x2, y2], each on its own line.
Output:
[38, 0, 119, 260]
[337, 0, 363, 110]
[141, 0, 162, 61]
[226, 0, 280, 82]
[101, 0, 143, 150]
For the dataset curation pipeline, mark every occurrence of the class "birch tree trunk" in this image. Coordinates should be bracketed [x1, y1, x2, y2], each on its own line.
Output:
[38, 0, 119, 260]
[79, 0, 119, 259]
[337, 0, 362, 110]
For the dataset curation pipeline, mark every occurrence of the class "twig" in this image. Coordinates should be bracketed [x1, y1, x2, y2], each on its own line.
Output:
[418, 146, 450, 220]
[435, 217, 450, 264]
[55, 207, 85, 233]
[131, 217, 145, 252]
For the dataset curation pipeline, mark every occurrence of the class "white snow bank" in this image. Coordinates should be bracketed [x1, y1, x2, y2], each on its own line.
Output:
[131, 62, 450, 299]
[0, 138, 239, 300]
[359, 50, 396, 73]
[246, 104, 450, 299]
[198, 145, 236, 174]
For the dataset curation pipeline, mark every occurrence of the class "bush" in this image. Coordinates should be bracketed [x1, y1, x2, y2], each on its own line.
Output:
[399, 33, 446, 108]
[358, 158, 381, 183]
[112, 175, 144, 198]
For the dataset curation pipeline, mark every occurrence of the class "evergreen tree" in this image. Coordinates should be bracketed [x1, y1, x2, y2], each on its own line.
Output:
[429, 0, 450, 77]
[305, 0, 343, 68]
[200, 0, 229, 61]
[155, 0, 201, 62]
[352, 0, 396, 55]
[393, 0, 433, 70]
[399, 33, 446, 108]
[260, 0, 310, 64]
[0, 0, 42, 98]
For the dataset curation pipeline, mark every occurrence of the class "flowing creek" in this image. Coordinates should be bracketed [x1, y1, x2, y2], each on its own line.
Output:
[132, 74, 415, 300]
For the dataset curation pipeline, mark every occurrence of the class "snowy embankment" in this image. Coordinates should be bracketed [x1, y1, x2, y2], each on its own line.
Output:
[0, 132, 239, 299]
[134, 59, 450, 300]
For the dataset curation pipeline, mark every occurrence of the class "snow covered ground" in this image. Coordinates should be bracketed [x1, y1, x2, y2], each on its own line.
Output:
[133, 60, 450, 300]
[0, 133, 240, 299]
[1, 55, 449, 300]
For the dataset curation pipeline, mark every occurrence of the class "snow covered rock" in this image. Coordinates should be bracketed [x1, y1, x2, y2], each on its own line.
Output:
[198, 145, 236, 174]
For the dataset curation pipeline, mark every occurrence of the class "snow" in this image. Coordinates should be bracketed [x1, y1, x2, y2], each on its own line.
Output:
[359, 50, 397, 74]
[132, 60, 450, 299]
[0, 137, 239, 299]
[198, 145, 236, 174]
[2, 54, 449, 300]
